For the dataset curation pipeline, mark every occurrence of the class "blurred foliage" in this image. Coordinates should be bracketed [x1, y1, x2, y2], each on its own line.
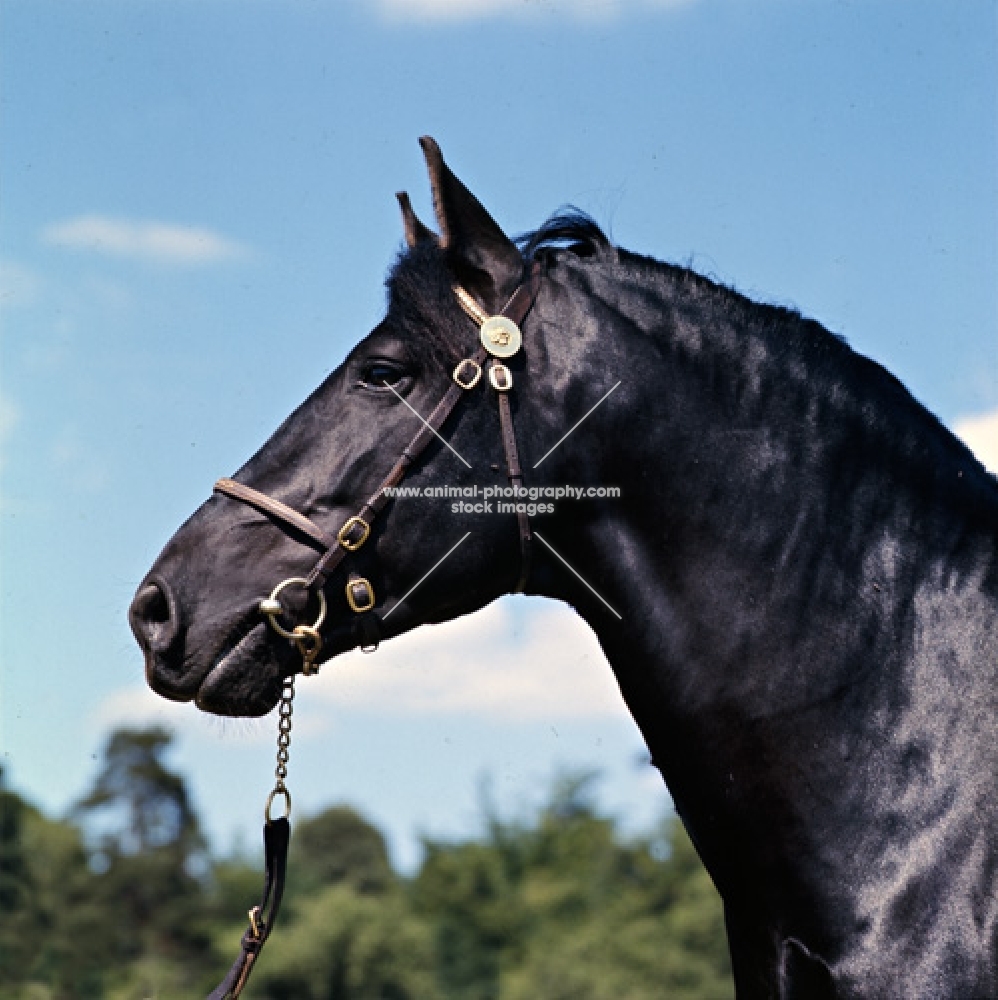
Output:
[0, 734, 733, 999]
[288, 805, 394, 896]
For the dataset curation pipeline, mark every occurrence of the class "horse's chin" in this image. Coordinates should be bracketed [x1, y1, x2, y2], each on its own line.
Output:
[195, 622, 286, 717]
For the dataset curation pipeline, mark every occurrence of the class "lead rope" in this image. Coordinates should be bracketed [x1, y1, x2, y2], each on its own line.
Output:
[208, 618, 320, 998]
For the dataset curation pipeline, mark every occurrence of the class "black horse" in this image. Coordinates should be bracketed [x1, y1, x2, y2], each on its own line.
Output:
[131, 138, 997, 998]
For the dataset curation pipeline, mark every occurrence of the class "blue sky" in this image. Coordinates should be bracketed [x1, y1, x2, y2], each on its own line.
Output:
[2, 0, 995, 870]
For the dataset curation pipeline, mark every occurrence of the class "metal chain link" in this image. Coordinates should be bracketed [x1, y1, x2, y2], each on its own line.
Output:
[275, 677, 295, 788]
[258, 581, 324, 822]
[265, 676, 295, 823]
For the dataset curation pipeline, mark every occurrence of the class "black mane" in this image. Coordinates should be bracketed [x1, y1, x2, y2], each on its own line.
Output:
[516, 208, 611, 262]
[522, 211, 837, 349]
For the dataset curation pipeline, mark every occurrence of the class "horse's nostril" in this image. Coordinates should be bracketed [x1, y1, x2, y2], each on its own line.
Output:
[138, 583, 170, 623]
[129, 580, 179, 652]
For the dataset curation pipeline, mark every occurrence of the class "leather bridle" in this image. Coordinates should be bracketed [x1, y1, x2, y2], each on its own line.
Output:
[207, 262, 542, 998]
[213, 260, 541, 670]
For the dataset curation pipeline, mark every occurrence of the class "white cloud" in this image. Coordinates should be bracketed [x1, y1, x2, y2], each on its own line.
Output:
[953, 409, 998, 473]
[310, 598, 629, 721]
[41, 215, 250, 266]
[376, 0, 693, 23]
[96, 684, 203, 732]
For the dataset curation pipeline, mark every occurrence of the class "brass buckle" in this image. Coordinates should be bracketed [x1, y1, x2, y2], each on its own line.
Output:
[452, 358, 482, 390]
[489, 362, 513, 392]
[337, 515, 370, 551]
[345, 577, 376, 613]
[247, 904, 264, 941]
[292, 624, 323, 675]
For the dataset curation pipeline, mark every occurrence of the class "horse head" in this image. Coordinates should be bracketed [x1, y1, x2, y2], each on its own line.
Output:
[129, 138, 621, 717]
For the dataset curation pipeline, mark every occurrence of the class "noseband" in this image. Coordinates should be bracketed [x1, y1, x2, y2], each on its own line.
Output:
[213, 260, 541, 671]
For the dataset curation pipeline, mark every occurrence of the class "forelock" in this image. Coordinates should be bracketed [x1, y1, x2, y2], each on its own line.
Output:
[386, 243, 477, 369]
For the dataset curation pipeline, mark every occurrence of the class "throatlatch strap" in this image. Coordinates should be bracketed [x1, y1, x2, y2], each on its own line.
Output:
[479, 263, 541, 592]
[494, 365, 532, 592]
[208, 816, 290, 1000]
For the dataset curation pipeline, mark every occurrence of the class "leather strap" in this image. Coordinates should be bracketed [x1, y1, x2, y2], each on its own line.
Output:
[482, 262, 541, 592]
[501, 262, 542, 327]
[207, 816, 290, 999]
[353, 610, 383, 652]
[494, 365, 532, 592]
[214, 479, 335, 551]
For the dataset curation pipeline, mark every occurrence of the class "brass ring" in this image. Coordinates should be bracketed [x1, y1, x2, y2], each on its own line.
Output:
[265, 786, 291, 824]
[452, 358, 483, 390]
[259, 577, 327, 640]
[489, 363, 513, 392]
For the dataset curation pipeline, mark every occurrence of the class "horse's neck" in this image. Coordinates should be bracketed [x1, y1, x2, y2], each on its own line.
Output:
[557, 257, 984, 667]
[540, 262, 871, 706]
[526, 257, 998, 992]
[539, 257, 996, 899]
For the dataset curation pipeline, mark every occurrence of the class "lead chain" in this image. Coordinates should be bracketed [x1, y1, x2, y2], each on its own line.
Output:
[265, 677, 295, 823]
[275, 677, 294, 789]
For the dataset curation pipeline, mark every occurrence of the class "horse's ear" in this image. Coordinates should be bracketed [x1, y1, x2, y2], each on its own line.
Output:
[419, 136, 523, 311]
[396, 191, 438, 249]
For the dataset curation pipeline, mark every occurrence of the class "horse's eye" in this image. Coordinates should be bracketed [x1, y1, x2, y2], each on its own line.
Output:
[360, 361, 407, 388]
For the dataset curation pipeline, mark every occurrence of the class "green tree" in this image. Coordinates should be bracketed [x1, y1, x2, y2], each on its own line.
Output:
[251, 885, 435, 1000]
[501, 815, 732, 1000]
[290, 805, 394, 895]
[73, 726, 202, 858]
[412, 773, 733, 1000]
[413, 840, 524, 1000]
[72, 726, 219, 997]
[0, 769, 37, 982]
[2, 746, 734, 1000]
[246, 806, 432, 999]
[0, 767, 109, 999]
